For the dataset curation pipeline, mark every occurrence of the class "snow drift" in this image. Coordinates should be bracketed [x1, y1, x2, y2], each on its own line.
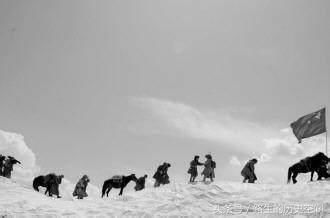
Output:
[0, 176, 328, 217]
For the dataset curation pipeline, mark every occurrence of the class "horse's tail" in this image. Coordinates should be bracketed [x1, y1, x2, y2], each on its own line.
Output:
[101, 180, 108, 198]
[287, 167, 293, 184]
[32, 177, 39, 191]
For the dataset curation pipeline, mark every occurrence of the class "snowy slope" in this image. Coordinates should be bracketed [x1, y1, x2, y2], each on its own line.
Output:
[0, 177, 329, 217]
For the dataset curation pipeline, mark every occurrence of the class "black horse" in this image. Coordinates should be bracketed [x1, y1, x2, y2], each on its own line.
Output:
[102, 174, 137, 197]
[288, 152, 329, 184]
[33, 174, 64, 198]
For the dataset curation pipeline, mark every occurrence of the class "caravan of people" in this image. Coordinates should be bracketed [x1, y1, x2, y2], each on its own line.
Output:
[0, 109, 328, 212]
[1, 1, 330, 216]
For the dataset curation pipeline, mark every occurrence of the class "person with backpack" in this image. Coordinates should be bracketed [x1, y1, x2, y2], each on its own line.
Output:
[153, 162, 171, 187]
[188, 155, 204, 183]
[73, 175, 90, 199]
[202, 154, 214, 182]
[211, 159, 216, 179]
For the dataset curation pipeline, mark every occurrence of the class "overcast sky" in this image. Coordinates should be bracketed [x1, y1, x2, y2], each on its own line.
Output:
[0, 0, 329, 186]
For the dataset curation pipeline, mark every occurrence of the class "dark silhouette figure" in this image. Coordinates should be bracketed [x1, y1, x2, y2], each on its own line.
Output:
[102, 174, 137, 197]
[33, 174, 64, 198]
[188, 155, 203, 183]
[288, 152, 329, 184]
[153, 162, 171, 187]
[202, 154, 215, 182]
[3, 156, 21, 178]
[134, 174, 148, 191]
[241, 158, 258, 183]
[73, 175, 90, 199]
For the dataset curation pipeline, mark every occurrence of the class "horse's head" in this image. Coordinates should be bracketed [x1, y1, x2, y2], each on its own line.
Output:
[129, 174, 138, 182]
[57, 175, 64, 184]
[313, 152, 329, 165]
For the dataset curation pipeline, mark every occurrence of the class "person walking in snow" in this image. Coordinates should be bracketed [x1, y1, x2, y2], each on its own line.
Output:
[73, 175, 90, 199]
[241, 158, 258, 183]
[188, 155, 204, 183]
[153, 162, 171, 187]
[202, 154, 214, 182]
[3, 156, 21, 179]
[134, 174, 148, 191]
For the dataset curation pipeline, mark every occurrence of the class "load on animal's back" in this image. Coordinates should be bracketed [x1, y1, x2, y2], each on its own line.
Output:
[102, 174, 137, 197]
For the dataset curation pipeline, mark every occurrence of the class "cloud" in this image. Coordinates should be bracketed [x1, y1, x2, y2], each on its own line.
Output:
[132, 97, 326, 182]
[259, 153, 272, 163]
[229, 156, 241, 167]
[132, 97, 275, 154]
[0, 129, 40, 183]
[0, 129, 101, 197]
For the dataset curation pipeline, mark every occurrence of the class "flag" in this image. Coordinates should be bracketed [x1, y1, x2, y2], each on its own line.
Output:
[290, 108, 326, 143]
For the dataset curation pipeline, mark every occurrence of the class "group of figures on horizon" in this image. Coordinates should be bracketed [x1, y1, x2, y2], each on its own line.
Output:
[32, 162, 170, 199]
[0, 154, 21, 179]
[3, 152, 330, 200]
[187, 154, 216, 183]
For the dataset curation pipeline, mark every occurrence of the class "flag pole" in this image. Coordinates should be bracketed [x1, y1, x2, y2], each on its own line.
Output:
[326, 106, 328, 155]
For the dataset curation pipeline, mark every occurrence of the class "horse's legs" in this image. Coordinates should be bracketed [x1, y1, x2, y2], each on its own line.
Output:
[106, 186, 112, 197]
[292, 172, 298, 184]
[310, 171, 314, 181]
[119, 187, 124, 196]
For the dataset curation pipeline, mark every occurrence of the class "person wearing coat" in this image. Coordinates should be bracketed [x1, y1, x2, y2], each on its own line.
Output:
[188, 155, 203, 183]
[73, 175, 90, 199]
[134, 174, 148, 191]
[153, 162, 171, 187]
[202, 154, 214, 182]
[3, 156, 21, 179]
[241, 158, 258, 183]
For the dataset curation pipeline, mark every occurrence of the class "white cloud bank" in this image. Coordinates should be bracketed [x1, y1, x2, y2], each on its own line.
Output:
[132, 97, 326, 182]
[0, 129, 101, 195]
[0, 130, 39, 183]
[229, 156, 241, 167]
[133, 97, 275, 153]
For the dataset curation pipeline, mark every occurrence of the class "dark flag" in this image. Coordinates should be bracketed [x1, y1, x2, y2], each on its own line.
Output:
[290, 108, 326, 143]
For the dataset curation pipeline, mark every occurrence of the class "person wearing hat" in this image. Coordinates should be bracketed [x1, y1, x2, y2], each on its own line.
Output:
[202, 154, 214, 182]
[188, 155, 204, 183]
[241, 158, 258, 183]
[73, 175, 90, 199]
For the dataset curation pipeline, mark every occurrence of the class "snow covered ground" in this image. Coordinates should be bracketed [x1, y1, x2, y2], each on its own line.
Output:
[0, 177, 329, 217]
